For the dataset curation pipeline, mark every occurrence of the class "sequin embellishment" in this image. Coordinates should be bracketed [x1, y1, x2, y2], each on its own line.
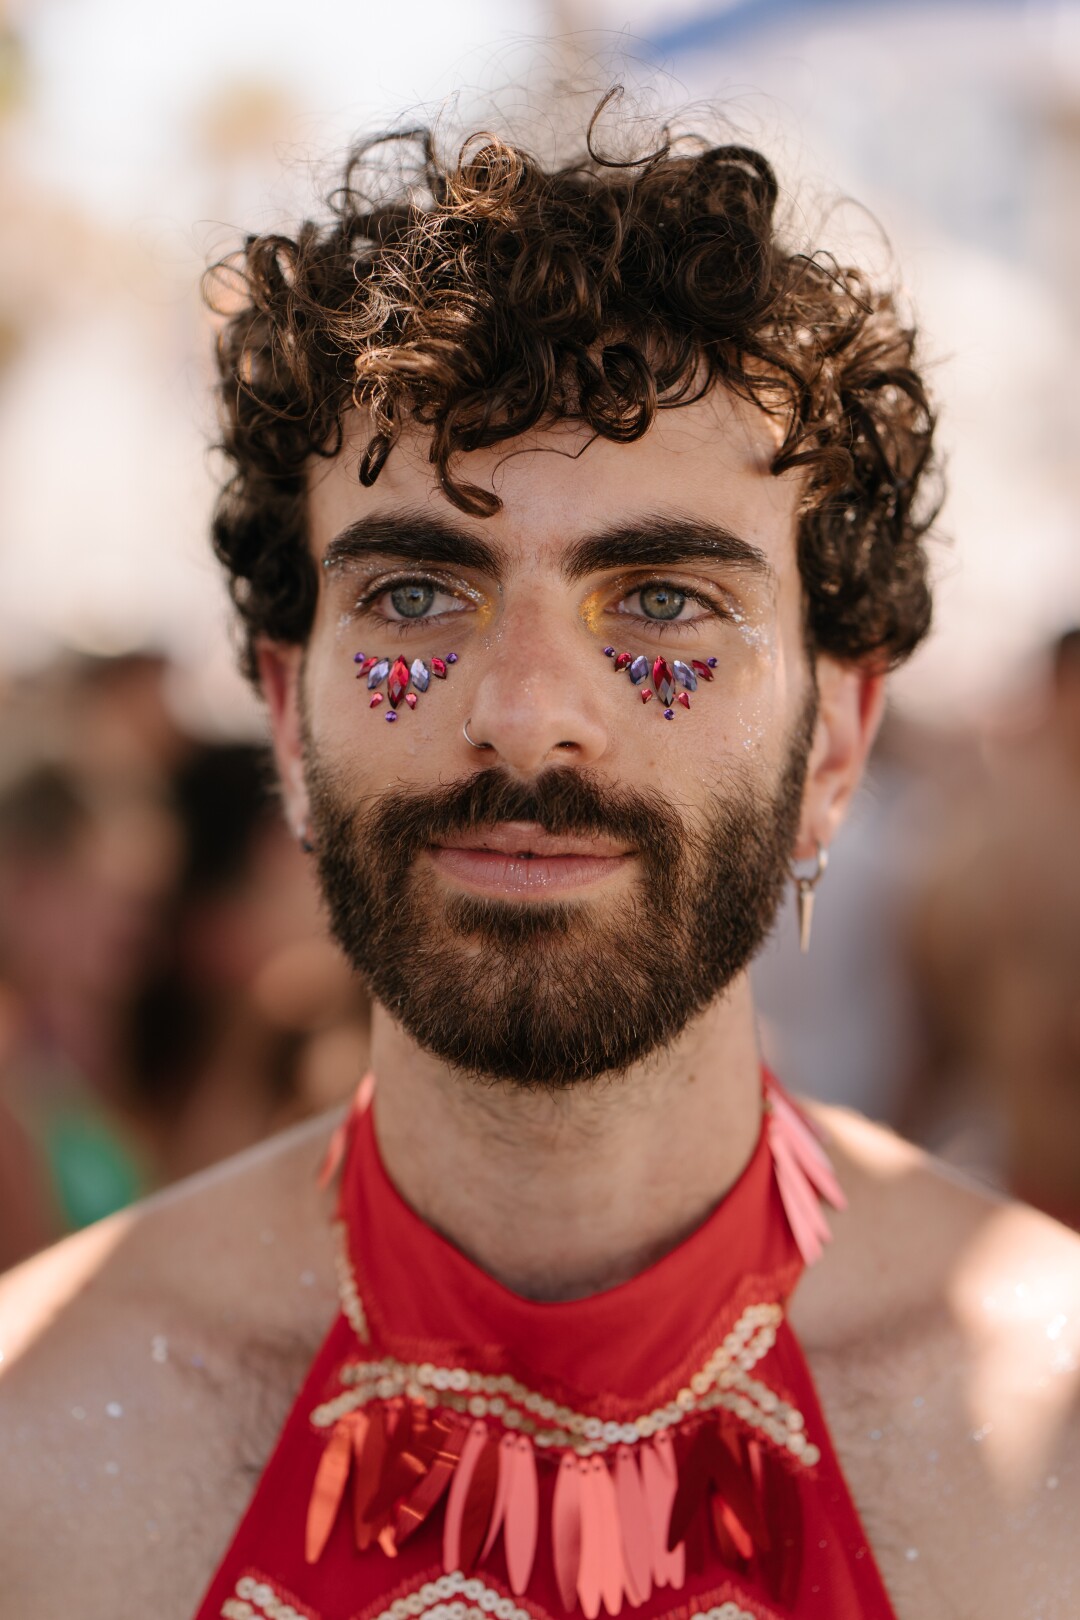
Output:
[311, 1301, 816, 1468]
[222, 1571, 316, 1619]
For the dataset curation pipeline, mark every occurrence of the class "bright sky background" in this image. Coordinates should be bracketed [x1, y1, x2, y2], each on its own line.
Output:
[11, 0, 549, 224]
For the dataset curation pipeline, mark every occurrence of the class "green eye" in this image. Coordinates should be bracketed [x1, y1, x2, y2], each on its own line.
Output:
[389, 582, 435, 618]
[639, 584, 686, 621]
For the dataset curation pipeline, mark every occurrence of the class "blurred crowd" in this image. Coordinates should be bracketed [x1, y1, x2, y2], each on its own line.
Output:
[0, 652, 370, 1272]
[0, 635, 1078, 1272]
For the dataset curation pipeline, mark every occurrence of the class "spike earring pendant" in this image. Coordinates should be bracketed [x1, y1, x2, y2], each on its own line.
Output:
[792, 844, 829, 953]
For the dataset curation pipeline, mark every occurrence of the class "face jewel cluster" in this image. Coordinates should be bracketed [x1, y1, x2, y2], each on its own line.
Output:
[354, 651, 458, 721]
[602, 646, 717, 719]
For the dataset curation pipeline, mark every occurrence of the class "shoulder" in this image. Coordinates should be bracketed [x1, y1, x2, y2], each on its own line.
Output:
[793, 1104, 1080, 1620]
[0, 1112, 343, 1613]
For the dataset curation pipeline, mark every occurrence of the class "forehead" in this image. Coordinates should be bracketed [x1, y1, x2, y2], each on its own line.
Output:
[306, 385, 801, 572]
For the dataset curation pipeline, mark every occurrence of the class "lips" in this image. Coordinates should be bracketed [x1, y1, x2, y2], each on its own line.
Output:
[432, 821, 633, 861]
[428, 822, 635, 896]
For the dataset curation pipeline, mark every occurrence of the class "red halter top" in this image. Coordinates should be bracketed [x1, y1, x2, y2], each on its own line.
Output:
[193, 1076, 899, 1620]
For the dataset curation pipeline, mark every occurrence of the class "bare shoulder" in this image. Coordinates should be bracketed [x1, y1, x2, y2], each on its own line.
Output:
[793, 1103, 1080, 1620]
[0, 1112, 342, 1614]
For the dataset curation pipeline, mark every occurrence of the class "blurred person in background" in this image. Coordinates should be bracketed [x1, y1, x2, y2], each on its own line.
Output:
[1, 93, 1078, 1620]
[0, 654, 184, 1268]
[904, 629, 1080, 1225]
[0, 660, 366, 1271]
[136, 742, 369, 1181]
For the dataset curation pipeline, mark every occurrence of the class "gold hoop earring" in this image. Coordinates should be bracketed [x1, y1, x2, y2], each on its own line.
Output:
[791, 844, 829, 954]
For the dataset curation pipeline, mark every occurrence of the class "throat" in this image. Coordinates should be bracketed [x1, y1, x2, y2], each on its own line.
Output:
[367, 989, 764, 1302]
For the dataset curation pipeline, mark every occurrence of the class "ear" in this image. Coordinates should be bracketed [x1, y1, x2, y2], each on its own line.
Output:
[256, 638, 310, 838]
[793, 658, 886, 862]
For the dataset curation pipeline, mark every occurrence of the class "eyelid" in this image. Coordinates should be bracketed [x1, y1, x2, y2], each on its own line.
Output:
[615, 579, 731, 618]
[355, 570, 484, 610]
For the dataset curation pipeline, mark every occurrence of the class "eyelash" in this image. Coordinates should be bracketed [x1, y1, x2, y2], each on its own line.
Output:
[351, 575, 733, 633]
[352, 574, 468, 633]
[616, 582, 730, 631]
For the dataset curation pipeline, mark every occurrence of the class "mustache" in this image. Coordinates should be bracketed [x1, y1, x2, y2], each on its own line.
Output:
[331, 765, 686, 866]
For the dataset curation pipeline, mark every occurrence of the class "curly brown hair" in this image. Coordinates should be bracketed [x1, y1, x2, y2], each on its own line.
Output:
[207, 99, 938, 683]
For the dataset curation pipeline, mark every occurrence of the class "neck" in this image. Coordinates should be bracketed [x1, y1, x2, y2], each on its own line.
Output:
[370, 977, 763, 1302]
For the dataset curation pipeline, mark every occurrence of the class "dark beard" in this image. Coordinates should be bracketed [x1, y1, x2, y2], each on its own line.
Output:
[304, 698, 814, 1088]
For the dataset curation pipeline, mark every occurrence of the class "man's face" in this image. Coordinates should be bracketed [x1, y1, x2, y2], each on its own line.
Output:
[269, 388, 848, 1087]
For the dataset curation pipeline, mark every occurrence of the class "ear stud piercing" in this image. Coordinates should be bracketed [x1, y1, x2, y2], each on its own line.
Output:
[353, 651, 458, 721]
[602, 646, 718, 719]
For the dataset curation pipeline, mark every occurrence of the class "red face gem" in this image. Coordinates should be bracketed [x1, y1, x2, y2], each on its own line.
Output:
[388, 656, 411, 708]
[677, 691, 691, 709]
[641, 688, 654, 703]
[652, 657, 675, 706]
[404, 692, 418, 709]
[430, 657, 448, 679]
[370, 692, 384, 707]
[690, 660, 715, 682]
[360, 655, 380, 674]
[614, 651, 632, 671]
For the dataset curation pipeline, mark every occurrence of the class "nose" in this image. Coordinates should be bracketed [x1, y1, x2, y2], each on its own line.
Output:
[464, 617, 610, 773]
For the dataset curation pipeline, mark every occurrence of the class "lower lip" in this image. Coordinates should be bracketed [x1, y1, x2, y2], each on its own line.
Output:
[429, 847, 633, 896]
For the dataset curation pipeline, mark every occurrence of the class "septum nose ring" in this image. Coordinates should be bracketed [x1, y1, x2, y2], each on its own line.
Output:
[462, 718, 494, 751]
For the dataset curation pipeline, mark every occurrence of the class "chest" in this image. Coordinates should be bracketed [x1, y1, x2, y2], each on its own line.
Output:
[807, 1332, 1075, 1620]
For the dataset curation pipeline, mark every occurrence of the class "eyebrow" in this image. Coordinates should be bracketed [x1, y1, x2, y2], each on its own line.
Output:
[321, 510, 773, 584]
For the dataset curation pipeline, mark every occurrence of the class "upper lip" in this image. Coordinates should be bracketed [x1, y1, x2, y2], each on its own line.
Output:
[432, 822, 633, 859]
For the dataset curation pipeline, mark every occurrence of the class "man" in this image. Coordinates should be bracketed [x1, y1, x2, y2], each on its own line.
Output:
[2, 99, 1078, 1619]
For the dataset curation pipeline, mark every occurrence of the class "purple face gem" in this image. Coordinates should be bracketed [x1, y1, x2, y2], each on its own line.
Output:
[446, 653, 458, 664]
[673, 660, 698, 691]
[663, 708, 674, 719]
[707, 657, 718, 668]
[353, 652, 365, 663]
[628, 655, 650, 685]
[409, 658, 430, 693]
[603, 646, 616, 657]
[367, 659, 390, 689]
[386, 711, 398, 722]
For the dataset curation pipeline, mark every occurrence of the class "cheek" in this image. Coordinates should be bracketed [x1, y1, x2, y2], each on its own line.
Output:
[303, 628, 466, 782]
[688, 645, 798, 775]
